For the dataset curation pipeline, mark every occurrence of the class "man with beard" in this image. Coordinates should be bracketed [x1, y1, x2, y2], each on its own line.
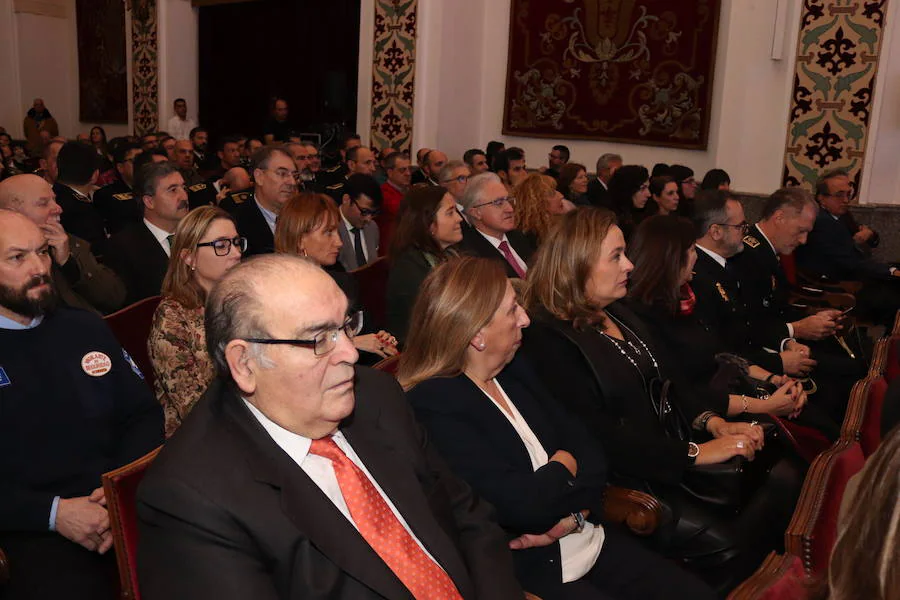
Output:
[0, 174, 125, 315]
[190, 127, 209, 169]
[235, 147, 296, 256]
[106, 162, 190, 303]
[0, 209, 163, 600]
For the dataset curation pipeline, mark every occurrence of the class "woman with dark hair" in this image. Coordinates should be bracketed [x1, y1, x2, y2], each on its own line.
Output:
[557, 163, 590, 206]
[274, 192, 398, 361]
[521, 207, 802, 595]
[486, 140, 506, 171]
[89, 126, 112, 170]
[668, 164, 698, 217]
[624, 215, 837, 436]
[401, 256, 715, 600]
[607, 164, 650, 241]
[386, 183, 463, 343]
[646, 176, 679, 216]
[701, 168, 731, 190]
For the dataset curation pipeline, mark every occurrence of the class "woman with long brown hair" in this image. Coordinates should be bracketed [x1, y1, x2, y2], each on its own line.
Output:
[520, 206, 800, 595]
[148, 206, 245, 436]
[386, 184, 462, 343]
[400, 256, 715, 600]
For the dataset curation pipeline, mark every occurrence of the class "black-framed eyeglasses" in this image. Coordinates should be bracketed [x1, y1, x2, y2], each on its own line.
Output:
[441, 175, 469, 184]
[353, 200, 381, 217]
[471, 196, 515, 209]
[196, 236, 248, 256]
[243, 311, 364, 356]
[714, 222, 750, 234]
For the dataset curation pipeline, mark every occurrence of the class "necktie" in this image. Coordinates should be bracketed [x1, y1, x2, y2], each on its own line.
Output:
[166, 234, 175, 248]
[309, 437, 462, 600]
[497, 240, 526, 278]
[351, 227, 367, 267]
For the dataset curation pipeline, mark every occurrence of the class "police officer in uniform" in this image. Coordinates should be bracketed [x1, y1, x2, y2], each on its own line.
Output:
[93, 142, 143, 235]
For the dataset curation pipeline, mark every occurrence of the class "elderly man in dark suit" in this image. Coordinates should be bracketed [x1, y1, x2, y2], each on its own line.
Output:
[459, 172, 535, 279]
[136, 254, 523, 600]
[234, 146, 297, 256]
[105, 161, 189, 303]
[337, 174, 381, 271]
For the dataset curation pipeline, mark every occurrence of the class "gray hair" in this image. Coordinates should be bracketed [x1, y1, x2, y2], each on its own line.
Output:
[596, 153, 623, 172]
[761, 187, 819, 220]
[460, 172, 501, 211]
[438, 160, 467, 184]
[251, 146, 292, 173]
[205, 254, 323, 380]
[135, 161, 180, 200]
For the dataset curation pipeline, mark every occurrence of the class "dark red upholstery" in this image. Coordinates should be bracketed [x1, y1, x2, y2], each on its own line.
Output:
[859, 377, 888, 456]
[886, 337, 899, 383]
[757, 556, 809, 600]
[102, 447, 161, 600]
[780, 253, 797, 286]
[104, 296, 162, 391]
[786, 440, 865, 575]
[351, 257, 389, 331]
[775, 418, 832, 464]
[373, 354, 400, 376]
[728, 552, 811, 600]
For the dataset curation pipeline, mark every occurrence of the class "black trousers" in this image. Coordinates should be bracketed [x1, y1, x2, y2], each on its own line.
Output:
[561, 528, 716, 600]
[0, 533, 118, 600]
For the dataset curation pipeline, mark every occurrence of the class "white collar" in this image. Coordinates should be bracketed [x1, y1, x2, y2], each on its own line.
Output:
[243, 398, 348, 464]
[0, 314, 43, 330]
[754, 224, 778, 254]
[476, 227, 509, 249]
[143, 218, 174, 257]
[696, 243, 727, 268]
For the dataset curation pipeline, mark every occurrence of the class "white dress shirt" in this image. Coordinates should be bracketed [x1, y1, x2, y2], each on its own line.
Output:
[696, 243, 727, 268]
[340, 209, 369, 263]
[242, 399, 445, 569]
[143, 218, 173, 257]
[480, 380, 604, 583]
[167, 116, 197, 140]
[477, 230, 527, 274]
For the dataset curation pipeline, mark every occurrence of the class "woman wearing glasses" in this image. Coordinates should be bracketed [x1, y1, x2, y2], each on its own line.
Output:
[148, 206, 246, 437]
[608, 165, 651, 242]
[275, 192, 398, 361]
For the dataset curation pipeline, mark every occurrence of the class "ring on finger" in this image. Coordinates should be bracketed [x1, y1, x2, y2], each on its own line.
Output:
[736, 441, 745, 449]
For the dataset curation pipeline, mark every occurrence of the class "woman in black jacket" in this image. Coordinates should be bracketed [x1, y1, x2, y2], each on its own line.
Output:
[521, 207, 801, 595]
[400, 257, 714, 600]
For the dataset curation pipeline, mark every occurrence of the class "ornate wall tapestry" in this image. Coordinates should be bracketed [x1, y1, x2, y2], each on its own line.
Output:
[130, 0, 159, 135]
[76, 0, 128, 123]
[502, 0, 721, 149]
[370, 0, 417, 154]
[782, 0, 887, 197]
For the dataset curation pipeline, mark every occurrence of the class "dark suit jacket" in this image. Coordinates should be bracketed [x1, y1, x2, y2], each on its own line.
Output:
[407, 357, 606, 599]
[235, 199, 275, 256]
[137, 369, 522, 600]
[54, 183, 108, 258]
[796, 210, 893, 280]
[586, 179, 612, 210]
[105, 222, 169, 303]
[690, 248, 783, 374]
[458, 227, 535, 279]
[386, 248, 437, 344]
[338, 219, 380, 271]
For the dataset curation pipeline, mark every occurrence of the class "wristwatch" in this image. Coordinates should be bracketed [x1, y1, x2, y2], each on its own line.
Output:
[571, 511, 586, 533]
[687, 442, 700, 465]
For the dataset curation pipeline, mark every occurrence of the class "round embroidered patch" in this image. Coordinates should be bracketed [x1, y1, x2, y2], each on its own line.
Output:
[81, 351, 112, 377]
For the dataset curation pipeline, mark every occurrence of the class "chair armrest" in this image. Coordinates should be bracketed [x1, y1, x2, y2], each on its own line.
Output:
[788, 290, 856, 312]
[601, 485, 662, 536]
[0, 545, 9, 586]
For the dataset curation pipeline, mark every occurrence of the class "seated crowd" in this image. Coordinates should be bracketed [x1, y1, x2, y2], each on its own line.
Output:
[1, 109, 899, 600]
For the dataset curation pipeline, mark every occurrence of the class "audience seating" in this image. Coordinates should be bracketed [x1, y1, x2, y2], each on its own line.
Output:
[774, 418, 831, 465]
[883, 335, 899, 383]
[372, 354, 400, 375]
[101, 447, 162, 600]
[0, 546, 8, 588]
[104, 296, 162, 391]
[727, 552, 812, 600]
[350, 257, 389, 331]
[784, 439, 865, 575]
[781, 254, 859, 310]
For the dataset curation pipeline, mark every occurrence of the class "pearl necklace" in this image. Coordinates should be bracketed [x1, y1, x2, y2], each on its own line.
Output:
[596, 313, 660, 374]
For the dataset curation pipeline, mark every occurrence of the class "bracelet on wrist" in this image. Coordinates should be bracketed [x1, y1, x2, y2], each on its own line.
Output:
[741, 395, 750, 413]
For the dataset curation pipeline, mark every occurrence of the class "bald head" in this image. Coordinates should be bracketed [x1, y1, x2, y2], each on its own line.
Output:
[0, 174, 60, 226]
[223, 167, 252, 192]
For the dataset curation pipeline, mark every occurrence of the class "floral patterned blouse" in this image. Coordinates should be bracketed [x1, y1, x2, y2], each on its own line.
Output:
[147, 296, 214, 437]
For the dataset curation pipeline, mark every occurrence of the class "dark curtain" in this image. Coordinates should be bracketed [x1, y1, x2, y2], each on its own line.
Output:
[198, 0, 360, 144]
[76, 0, 128, 123]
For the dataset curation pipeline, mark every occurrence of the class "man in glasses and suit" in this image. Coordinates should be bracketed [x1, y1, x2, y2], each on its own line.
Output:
[337, 174, 381, 272]
[136, 254, 523, 600]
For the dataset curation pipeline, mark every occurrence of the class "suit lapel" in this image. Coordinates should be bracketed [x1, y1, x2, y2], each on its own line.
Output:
[341, 409, 473, 597]
[337, 221, 355, 270]
[220, 391, 413, 600]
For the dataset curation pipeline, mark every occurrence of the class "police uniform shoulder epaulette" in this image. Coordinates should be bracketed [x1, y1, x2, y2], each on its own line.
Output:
[231, 192, 250, 204]
[112, 192, 134, 201]
[189, 183, 207, 192]
[326, 183, 344, 190]
[743, 235, 760, 248]
[324, 165, 341, 173]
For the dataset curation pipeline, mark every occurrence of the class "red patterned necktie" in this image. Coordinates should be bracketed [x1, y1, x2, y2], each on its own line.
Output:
[498, 240, 527, 278]
[309, 436, 463, 600]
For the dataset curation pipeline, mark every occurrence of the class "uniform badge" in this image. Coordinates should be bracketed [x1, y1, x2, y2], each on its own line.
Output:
[771, 275, 777, 290]
[112, 193, 134, 201]
[122, 349, 144, 380]
[0, 367, 10, 387]
[762, 298, 770, 308]
[81, 351, 112, 377]
[743, 235, 760, 248]
[233, 192, 249, 205]
[189, 183, 207, 192]
[715, 282, 730, 302]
